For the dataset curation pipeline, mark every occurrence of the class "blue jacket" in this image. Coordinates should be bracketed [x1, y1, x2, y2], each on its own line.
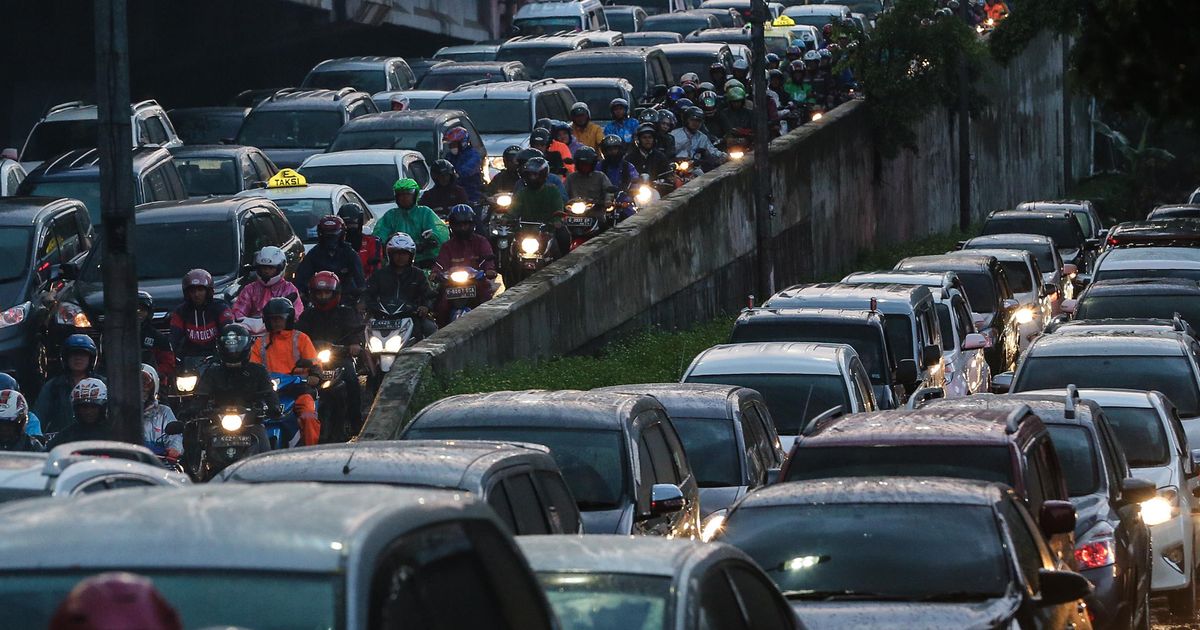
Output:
[600, 158, 640, 191]
[447, 147, 485, 205]
[603, 119, 639, 144]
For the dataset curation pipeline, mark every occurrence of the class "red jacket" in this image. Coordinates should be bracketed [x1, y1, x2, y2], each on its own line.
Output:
[359, 235, 383, 280]
[435, 234, 496, 273]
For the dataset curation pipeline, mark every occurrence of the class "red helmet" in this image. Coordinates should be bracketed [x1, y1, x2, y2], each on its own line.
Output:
[443, 127, 470, 146]
[309, 271, 341, 308]
[182, 269, 213, 293]
[49, 572, 183, 630]
[317, 215, 345, 238]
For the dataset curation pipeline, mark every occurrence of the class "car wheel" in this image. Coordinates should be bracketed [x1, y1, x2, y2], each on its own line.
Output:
[1167, 575, 1197, 619]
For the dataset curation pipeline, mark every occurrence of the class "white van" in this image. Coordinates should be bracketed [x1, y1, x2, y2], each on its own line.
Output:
[513, 0, 609, 35]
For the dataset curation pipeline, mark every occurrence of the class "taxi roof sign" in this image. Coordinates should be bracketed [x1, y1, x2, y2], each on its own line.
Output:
[267, 169, 307, 189]
[772, 15, 796, 27]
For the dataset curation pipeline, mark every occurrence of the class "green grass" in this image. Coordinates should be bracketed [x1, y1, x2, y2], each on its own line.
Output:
[411, 226, 979, 409]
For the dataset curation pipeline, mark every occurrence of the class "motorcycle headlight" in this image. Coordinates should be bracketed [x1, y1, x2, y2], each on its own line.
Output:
[317, 349, 332, 364]
[496, 193, 513, 208]
[729, 150, 745, 160]
[368, 336, 384, 353]
[220, 414, 244, 431]
[449, 270, 470, 284]
[488, 156, 506, 171]
[384, 334, 405, 353]
[55, 302, 92, 328]
[1014, 307, 1035, 325]
[0, 303, 28, 329]
[677, 160, 690, 171]
[520, 237, 540, 254]
[811, 111, 824, 121]
[569, 201, 587, 215]
[635, 186, 653, 205]
[175, 375, 198, 393]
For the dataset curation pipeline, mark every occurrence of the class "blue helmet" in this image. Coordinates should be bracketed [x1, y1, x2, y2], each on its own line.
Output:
[447, 204, 476, 224]
[61, 334, 99, 370]
[667, 86, 685, 102]
[0, 373, 17, 392]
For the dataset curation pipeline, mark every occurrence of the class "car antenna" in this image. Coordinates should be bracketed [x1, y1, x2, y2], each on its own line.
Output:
[342, 443, 361, 475]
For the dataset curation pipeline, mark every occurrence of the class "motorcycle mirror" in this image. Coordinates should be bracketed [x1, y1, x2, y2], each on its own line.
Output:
[164, 421, 184, 436]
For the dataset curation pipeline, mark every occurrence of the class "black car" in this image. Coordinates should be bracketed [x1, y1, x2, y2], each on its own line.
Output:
[167, 106, 250, 145]
[401, 390, 702, 538]
[1148, 204, 1200, 221]
[234, 88, 378, 169]
[416, 61, 531, 91]
[16, 147, 187, 226]
[927, 392, 1155, 630]
[982, 209, 1098, 274]
[168, 145, 278, 198]
[1065, 278, 1200, 325]
[59, 196, 304, 334]
[1104, 218, 1200, 250]
[0, 197, 93, 386]
[406, 58, 453, 85]
[328, 109, 486, 166]
[642, 11, 721, 37]
[716, 477, 1092, 629]
[602, 5, 649, 32]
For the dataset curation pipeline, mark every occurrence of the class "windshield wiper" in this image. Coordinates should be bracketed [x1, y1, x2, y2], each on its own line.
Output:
[915, 591, 1000, 603]
[781, 590, 912, 602]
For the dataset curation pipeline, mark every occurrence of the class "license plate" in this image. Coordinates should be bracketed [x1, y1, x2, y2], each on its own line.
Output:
[445, 286, 477, 299]
[564, 215, 594, 227]
[371, 318, 407, 328]
[212, 435, 253, 447]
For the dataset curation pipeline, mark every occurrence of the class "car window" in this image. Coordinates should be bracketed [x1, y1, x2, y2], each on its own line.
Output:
[50, 213, 81, 262]
[266, 210, 295, 246]
[1022, 444, 1045, 511]
[636, 437, 655, 512]
[918, 305, 940, 350]
[348, 100, 371, 119]
[503, 473, 551, 535]
[995, 266, 1014, 300]
[486, 481, 519, 534]
[656, 414, 691, 483]
[1038, 438, 1068, 500]
[726, 565, 792, 630]
[643, 424, 679, 485]
[249, 153, 276, 181]
[952, 296, 973, 337]
[142, 167, 172, 203]
[239, 157, 258, 189]
[997, 497, 1045, 592]
[698, 567, 748, 630]
[409, 159, 431, 189]
[255, 213, 285, 247]
[242, 215, 269, 257]
[534, 470, 580, 534]
[6, 169, 22, 192]
[74, 476, 158, 494]
[738, 405, 765, 483]
[751, 402, 783, 466]
[850, 360, 875, 411]
[143, 116, 169, 145]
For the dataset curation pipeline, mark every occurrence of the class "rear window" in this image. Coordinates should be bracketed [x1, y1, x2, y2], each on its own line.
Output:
[546, 60, 646, 98]
[784, 445, 1013, 484]
[175, 157, 240, 196]
[496, 46, 571, 76]
[303, 69, 386, 94]
[329, 130, 438, 163]
[1104, 406, 1171, 467]
[981, 217, 1084, 249]
[1045, 425, 1100, 496]
[299, 164, 396, 204]
[999, 261, 1033, 293]
[684, 373, 849, 435]
[957, 272, 998, 313]
[670, 417, 740, 487]
[22, 120, 97, 162]
[235, 111, 344, 149]
[417, 71, 506, 91]
[729, 322, 889, 382]
[1075, 294, 1200, 326]
[1015, 355, 1200, 417]
[882, 315, 915, 361]
[566, 86, 624, 122]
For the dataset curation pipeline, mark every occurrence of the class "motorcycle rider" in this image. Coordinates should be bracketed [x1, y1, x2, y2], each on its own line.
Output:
[338, 203, 382, 281]
[565, 146, 614, 203]
[530, 126, 571, 175]
[140, 363, 180, 460]
[372, 178, 450, 269]
[297, 271, 366, 436]
[570, 102, 604, 150]
[230, 246, 303, 326]
[250, 297, 321, 446]
[708, 62, 729, 89]
[294, 215, 366, 303]
[656, 110, 678, 159]
[434, 205, 497, 326]
[362, 233, 439, 341]
[136, 291, 174, 388]
[486, 145, 523, 196]
[671, 107, 726, 167]
[513, 148, 568, 201]
[552, 120, 584, 158]
[731, 58, 751, 86]
[718, 86, 755, 146]
[193, 323, 282, 456]
[34, 334, 105, 434]
[443, 127, 484, 206]
[511, 156, 571, 256]
[599, 135, 640, 192]
[46, 378, 113, 449]
[0, 390, 41, 452]
[0, 373, 42, 437]
[421, 159, 470, 214]
[603, 98, 639, 145]
[783, 59, 812, 110]
[627, 124, 671, 180]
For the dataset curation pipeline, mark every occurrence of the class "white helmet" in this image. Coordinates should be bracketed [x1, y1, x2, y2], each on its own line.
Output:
[254, 246, 288, 286]
[0, 390, 28, 425]
[803, 50, 821, 62]
[141, 363, 160, 404]
[390, 93, 410, 111]
[386, 232, 417, 256]
[71, 378, 108, 406]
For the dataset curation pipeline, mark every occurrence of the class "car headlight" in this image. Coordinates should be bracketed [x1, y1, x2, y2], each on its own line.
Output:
[55, 303, 92, 328]
[1014, 307, 1035, 325]
[317, 349, 331, 364]
[449, 270, 470, 284]
[569, 201, 587, 215]
[384, 334, 405, 353]
[175, 375, 198, 393]
[1141, 487, 1179, 526]
[729, 150, 745, 160]
[368, 336, 384, 353]
[0, 303, 28, 329]
[520, 237, 540, 254]
[220, 414, 244, 431]
[635, 186, 653, 205]
[700, 510, 727, 542]
[495, 193, 513, 208]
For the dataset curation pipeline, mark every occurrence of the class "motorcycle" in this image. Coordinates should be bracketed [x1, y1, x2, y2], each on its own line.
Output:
[477, 192, 513, 232]
[563, 198, 606, 250]
[506, 219, 559, 283]
[265, 371, 308, 450]
[169, 402, 267, 482]
[433, 265, 489, 322]
[170, 354, 214, 405]
[722, 134, 752, 161]
[674, 157, 701, 185]
[366, 301, 419, 373]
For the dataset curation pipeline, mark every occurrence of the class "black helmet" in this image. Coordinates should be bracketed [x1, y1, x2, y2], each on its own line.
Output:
[600, 135, 624, 151]
[570, 102, 590, 118]
[502, 145, 522, 161]
[535, 117, 553, 132]
[574, 146, 598, 168]
[530, 127, 552, 146]
[683, 106, 705, 123]
[709, 62, 726, 74]
[262, 297, 295, 330]
[337, 202, 365, 226]
[789, 59, 806, 74]
[217, 323, 253, 366]
[520, 156, 549, 186]
[431, 159, 456, 181]
[515, 147, 544, 167]
[638, 109, 658, 125]
[636, 123, 657, 138]
[136, 290, 154, 313]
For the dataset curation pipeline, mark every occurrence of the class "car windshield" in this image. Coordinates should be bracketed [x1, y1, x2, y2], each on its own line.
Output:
[548, 61, 646, 97]
[513, 17, 586, 36]
[418, 71, 505, 91]
[175, 157, 241, 196]
[1104, 406, 1171, 467]
[405, 427, 629, 509]
[1093, 267, 1200, 283]
[719, 503, 1009, 601]
[1015, 356, 1200, 416]
[1076, 294, 1200, 325]
[22, 120, 98, 162]
[970, 243, 1056, 275]
[329, 130, 438, 163]
[605, 13, 638, 32]
[0, 228, 33, 284]
[1046, 425, 1100, 496]
[303, 69, 387, 94]
[299, 164, 396, 204]
[999, 261, 1034, 293]
[497, 47, 572, 76]
[268, 197, 335, 243]
[685, 374, 849, 435]
[441, 99, 531, 135]
[670, 417, 740, 487]
[664, 54, 722, 80]
[882, 315, 915, 362]
[24, 181, 101, 225]
[957, 272, 997, 313]
[169, 111, 245, 144]
[567, 86, 624, 124]
[235, 111, 345, 149]
[82, 221, 236, 282]
[981, 218, 1084, 249]
[646, 17, 709, 35]
[538, 572, 671, 630]
[784, 445, 1014, 484]
[729, 323, 889, 382]
[0, 570, 337, 629]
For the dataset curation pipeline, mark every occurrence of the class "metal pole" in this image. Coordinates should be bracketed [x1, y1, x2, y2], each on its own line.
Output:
[956, 1, 972, 231]
[95, 0, 141, 444]
[750, 0, 774, 301]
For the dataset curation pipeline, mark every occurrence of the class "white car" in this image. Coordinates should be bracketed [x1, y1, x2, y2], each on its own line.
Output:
[949, 248, 1049, 351]
[1091, 246, 1200, 284]
[0, 441, 188, 503]
[299, 149, 431, 220]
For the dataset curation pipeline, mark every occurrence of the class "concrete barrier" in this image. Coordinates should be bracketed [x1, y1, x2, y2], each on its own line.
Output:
[361, 32, 1090, 439]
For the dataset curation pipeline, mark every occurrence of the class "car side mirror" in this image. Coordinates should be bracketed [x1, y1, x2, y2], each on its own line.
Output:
[765, 467, 781, 485]
[905, 386, 945, 410]
[1, 148, 17, 161]
[1003, 298, 1020, 311]
[922, 344, 942, 368]
[961, 333, 987, 350]
[1075, 273, 1092, 288]
[954, 240, 966, 250]
[1060, 299, 1078, 315]
[1036, 569, 1092, 607]
[1061, 263, 1078, 276]
[1120, 477, 1157, 505]
[164, 421, 185, 436]
[1039, 500, 1076, 536]
[1043, 282, 1059, 296]
[895, 359, 918, 385]
[991, 372, 1014, 394]
[646, 483, 685, 518]
[1098, 228, 1108, 239]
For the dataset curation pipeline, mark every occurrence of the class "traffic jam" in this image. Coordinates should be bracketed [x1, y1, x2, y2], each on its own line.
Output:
[0, 0, 1194, 628]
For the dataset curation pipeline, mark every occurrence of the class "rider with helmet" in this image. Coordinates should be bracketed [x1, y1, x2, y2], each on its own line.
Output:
[512, 157, 572, 256]
[708, 62, 729, 89]
[603, 98, 639, 144]
[487, 145, 524, 196]
[422, 158, 470, 214]
[337, 203, 382, 282]
[551, 120, 584, 158]
[530, 126, 571, 175]
[655, 110, 677, 157]
[513, 148, 569, 201]
[361, 233, 439, 341]
[194, 323, 282, 456]
[784, 59, 812, 107]
[140, 363, 180, 460]
[718, 85, 755, 144]
[46, 378, 113, 449]
[598, 134, 640, 192]
[442, 127, 484, 206]
[627, 124, 671, 180]
[34, 334, 105, 434]
[297, 272, 366, 436]
[0, 373, 42, 437]
[136, 290, 174, 387]
[390, 93, 410, 111]
[250, 297, 320, 446]
[0, 390, 41, 452]
[169, 269, 234, 359]
[731, 58, 751, 83]
[230, 246, 303, 323]
[569, 102, 604, 150]
[765, 52, 781, 70]
[565, 146, 614, 205]
[671, 106, 726, 166]
[434, 205, 497, 326]
[294, 215, 366, 303]
[372, 178, 450, 269]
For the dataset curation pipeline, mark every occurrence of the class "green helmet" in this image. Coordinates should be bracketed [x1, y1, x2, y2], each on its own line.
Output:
[392, 178, 421, 205]
[725, 86, 747, 102]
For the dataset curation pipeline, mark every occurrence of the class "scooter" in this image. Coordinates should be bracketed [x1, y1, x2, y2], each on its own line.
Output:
[366, 301, 419, 373]
[435, 265, 491, 322]
[264, 371, 308, 450]
[563, 198, 606, 250]
[170, 402, 267, 482]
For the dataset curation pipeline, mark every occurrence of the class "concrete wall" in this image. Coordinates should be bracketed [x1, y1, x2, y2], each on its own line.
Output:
[361, 32, 1090, 440]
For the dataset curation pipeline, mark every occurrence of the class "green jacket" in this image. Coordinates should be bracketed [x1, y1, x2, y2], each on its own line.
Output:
[372, 204, 450, 263]
[512, 185, 565, 225]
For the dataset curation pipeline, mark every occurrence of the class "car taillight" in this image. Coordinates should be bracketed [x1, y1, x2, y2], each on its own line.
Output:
[1074, 538, 1115, 569]
[1107, 236, 1118, 246]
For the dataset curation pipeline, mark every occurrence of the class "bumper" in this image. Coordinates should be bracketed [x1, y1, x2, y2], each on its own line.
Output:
[1081, 565, 1123, 630]
[1150, 516, 1191, 592]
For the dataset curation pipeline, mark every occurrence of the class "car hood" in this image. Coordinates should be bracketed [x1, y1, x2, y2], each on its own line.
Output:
[698, 486, 746, 518]
[793, 597, 1018, 630]
[1068, 493, 1109, 539]
[1131, 464, 1176, 491]
[481, 134, 529, 157]
[580, 505, 632, 534]
[262, 148, 324, 170]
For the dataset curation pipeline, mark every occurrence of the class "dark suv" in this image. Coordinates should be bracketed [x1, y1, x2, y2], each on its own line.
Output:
[234, 88, 378, 168]
[0, 197, 93, 386]
[1103, 218, 1200, 250]
[1065, 278, 1200, 325]
[982, 209, 1098, 274]
[16, 148, 186, 226]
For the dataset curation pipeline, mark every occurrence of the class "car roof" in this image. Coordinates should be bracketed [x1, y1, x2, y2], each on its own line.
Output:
[1098, 247, 1200, 269]
[500, 34, 593, 49]
[411, 390, 657, 431]
[134, 196, 260, 223]
[547, 48, 657, 63]
[442, 80, 558, 99]
[925, 392, 1100, 429]
[340, 110, 467, 131]
[251, 88, 367, 111]
[592, 383, 751, 419]
[236, 183, 346, 201]
[426, 61, 521, 73]
[964, 233, 1055, 248]
[168, 144, 254, 159]
[734, 306, 883, 326]
[735, 476, 1005, 508]
[896, 253, 996, 273]
[1029, 388, 1159, 409]
[687, 342, 851, 376]
[219, 440, 556, 489]
[558, 77, 635, 90]
[0, 197, 80, 225]
[765, 282, 932, 312]
[518, 534, 746, 577]
[301, 148, 420, 166]
[437, 44, 500, 55]
[645, 12, 716, 24]
[687, 28, 754, 40]
[1015, 200, 1091, 213]
[803, 407, 1035, 446]
[785, 4, 850, 14]
[841, 270, 960, 295]
[0, 483, 487, 572]
[1081, 278, 1200, 297]
[1109, 219, 1200, 238]
[1028, 329, 1189, 357]
[28, 147, 171, 181]
[311, 56, 401, 71]
[988, 209, 1074, 221]
[654, 43, 729, 55]
[950, 248, 1033, 264]
[603, 5, 644, 13]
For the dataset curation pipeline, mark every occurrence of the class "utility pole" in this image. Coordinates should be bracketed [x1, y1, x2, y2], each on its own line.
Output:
[749, 0, 774, 301]
[95, 0, 141, 444]
[956, 0, 972, 231]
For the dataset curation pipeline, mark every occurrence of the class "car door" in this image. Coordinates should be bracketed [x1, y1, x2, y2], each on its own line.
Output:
[736, 404, 767, 486]
[1031, 436, 1074, 564]
[239, 154, 259, 191]
[1093, 414, 1152, 596]
[998, 497, 1086, 629]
